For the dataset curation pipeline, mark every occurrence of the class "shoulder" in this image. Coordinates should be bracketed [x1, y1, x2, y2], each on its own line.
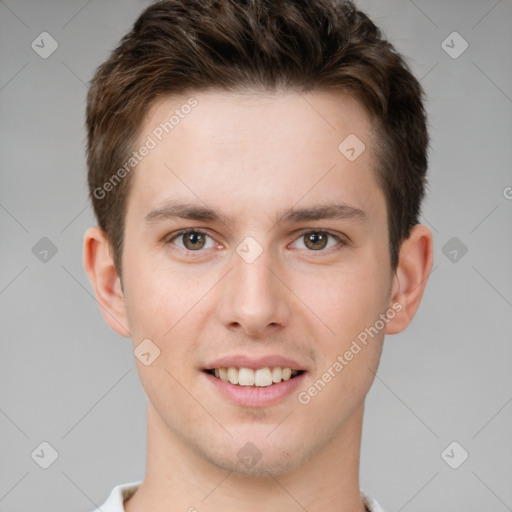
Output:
[361, 489, 388, 512]
[89, 481, 142, 512]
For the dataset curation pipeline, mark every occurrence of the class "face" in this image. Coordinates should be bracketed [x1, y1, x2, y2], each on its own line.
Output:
[119, 89, 396, 475]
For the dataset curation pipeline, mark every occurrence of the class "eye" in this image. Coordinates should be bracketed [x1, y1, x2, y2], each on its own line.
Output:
[166, 229, 217, 252]
[290, 230, 344, 251]
[165, 228, 346, 255]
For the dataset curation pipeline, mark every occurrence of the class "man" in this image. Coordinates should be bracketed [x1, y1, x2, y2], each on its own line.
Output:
[83, 1, 433, 510]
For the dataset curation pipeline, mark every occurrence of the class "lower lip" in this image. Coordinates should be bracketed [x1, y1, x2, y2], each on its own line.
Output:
[203, 371, 306, 407]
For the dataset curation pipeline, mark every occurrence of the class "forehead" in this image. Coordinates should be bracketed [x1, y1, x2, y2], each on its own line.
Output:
[128, 88, 384, 223]
[143, 88, 374, 156]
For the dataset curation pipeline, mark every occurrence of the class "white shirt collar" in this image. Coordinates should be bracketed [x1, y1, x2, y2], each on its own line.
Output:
[93, 481, 387, 512]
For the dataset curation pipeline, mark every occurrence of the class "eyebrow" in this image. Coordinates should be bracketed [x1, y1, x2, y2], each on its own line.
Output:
[145, 200, 367, 226]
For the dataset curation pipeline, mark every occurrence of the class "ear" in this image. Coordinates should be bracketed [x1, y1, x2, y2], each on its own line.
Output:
[83, 226, 131, 337]
[385, 224, 433, 335]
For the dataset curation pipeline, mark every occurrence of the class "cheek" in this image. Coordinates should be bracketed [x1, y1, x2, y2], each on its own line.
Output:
[122, 251, 198, 337]
[291, 259, 391, 340]
[122, 258, 212, 384]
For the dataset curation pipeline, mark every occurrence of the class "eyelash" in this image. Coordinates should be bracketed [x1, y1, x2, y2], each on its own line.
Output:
[165, 228, 347, 257]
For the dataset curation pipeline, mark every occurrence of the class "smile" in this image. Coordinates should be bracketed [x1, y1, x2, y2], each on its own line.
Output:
[205, 366, 304, 387]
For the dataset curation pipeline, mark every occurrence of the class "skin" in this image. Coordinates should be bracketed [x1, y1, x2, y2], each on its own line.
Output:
[84, 89, 433, 512]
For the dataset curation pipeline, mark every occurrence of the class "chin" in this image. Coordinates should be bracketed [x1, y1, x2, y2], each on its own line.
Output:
[193, 429, 311, 478]
[205, 447, 306, 477]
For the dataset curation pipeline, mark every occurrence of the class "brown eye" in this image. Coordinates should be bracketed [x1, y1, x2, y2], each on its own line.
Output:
[303, 232, 328, 250]
[167, 229, 216, 252]
[182, 231, 206, 250]
[290, 230, 344, 252]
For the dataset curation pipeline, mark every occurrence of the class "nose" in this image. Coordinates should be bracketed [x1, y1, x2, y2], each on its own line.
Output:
[216, 243, 291, 338]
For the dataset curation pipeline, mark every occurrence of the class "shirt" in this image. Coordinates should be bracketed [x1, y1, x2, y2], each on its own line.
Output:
[91, 481, 387, 511]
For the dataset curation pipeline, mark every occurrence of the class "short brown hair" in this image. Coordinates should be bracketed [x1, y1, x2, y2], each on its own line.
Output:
[86, 0, 429, 276]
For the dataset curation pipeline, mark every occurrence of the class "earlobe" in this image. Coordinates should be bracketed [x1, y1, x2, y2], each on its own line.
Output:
[385, 224, 433, 335]
[83, 226, 131, 337]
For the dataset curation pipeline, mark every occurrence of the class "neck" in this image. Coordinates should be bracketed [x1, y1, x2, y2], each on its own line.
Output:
[125, 402, 367, 512]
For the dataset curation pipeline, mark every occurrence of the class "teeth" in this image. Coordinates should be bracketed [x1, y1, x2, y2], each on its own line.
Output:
[272, 367, 282, 383]
[254, 367, 273, 387]
[211, 366, 301, 386]
[227, 366, 239, 385]
[219, 367, 229, 382]
[238, 367, 255, 386]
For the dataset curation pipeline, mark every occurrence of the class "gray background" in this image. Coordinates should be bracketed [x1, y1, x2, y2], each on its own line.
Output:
[1, 0, 511, 510]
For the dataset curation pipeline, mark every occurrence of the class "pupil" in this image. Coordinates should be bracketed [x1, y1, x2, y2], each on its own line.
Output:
[307, 232, 327, 250]
[186, 232, 204, 249]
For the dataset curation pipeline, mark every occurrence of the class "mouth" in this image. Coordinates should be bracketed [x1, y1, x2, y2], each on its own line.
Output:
[204, 366, 305, 387]
[202, 355, 309, 406]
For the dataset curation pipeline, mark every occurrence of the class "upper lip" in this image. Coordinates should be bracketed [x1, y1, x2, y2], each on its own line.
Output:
[204, 354, 308, 371]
